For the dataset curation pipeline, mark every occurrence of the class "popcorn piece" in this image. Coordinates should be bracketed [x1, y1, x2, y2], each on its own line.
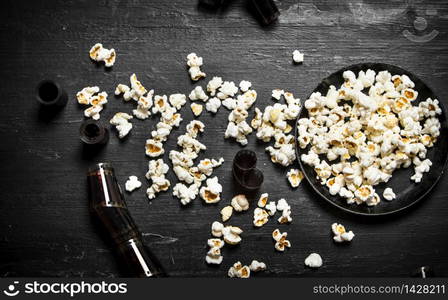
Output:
[211, 221, 224, 237]
[222, 98, 237, 110]
[200, 176, 223, 204]
[249, 260, 266, 272]
[110, 112, 133, 138]
[222, 225, 243, 245]
[272, 229, 291, 252]
[411, 158, 432, 183]
[383, 187, 396, 201]
[272, 89, 284, 101]
[239, 80, 252, 92]
[77, 86, 100, 105]
[258, 193, 269, 208]
[218, 81, 238, 98]
[278, 206, 292, 224]
[125, 176, 141, 192]
[207, 76, 223, 96]
[287, 169, 304, 188]
[331, 223, 355, 243]
[189, 86, 208, 102]
[190, 103, 203, 117]
[187, 53, 206, 81]
[205, 97, 221, 113]
[304, 253, 323, 268]
[231, 194, 249, 212]
[251, 107, 263, 129]
[145, 139, 165, 157]
[169, 93, 187, 110]
[265, 201, 277, 216]
[292, 50, 304, 63]
[228, 262, 250, 278]
[276, 198, 290, 211]
[205, 238, 224, 265]
[253, 208, 269, 227]
[89, 43, 116, 67]
[220, 206, 233, 222]
[173, 183, 199, 205]
[207, 238, 224, 249]
[205, 247, 223, 265]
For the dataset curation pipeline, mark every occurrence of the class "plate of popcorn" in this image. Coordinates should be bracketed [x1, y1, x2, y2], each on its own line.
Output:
[296, 63, 448, 215]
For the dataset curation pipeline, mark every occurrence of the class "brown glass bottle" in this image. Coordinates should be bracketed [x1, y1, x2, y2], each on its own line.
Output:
[87, 163, 165, 277]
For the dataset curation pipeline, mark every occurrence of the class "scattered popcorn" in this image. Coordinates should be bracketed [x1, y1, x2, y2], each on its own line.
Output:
[205, 97, 221, 113]
[220, 206, 233, 222]
[287, 169, 304, 188]
[222, 225, 243, 245]
[258, 193, 269, 208]
[76, 87, 108, 120]
[190, 103, 203, 117]
[292, 50, 304, 64]
[228, 261, 250, 278]
[251, 107, 263, 129]
[187, 53, 206, 81]
[207, 76, 223, 96]
[125, 176, 141, 192]
[239, 80, 252, 92]
[231, 194, 250, 212]
[200, 176, 223, 204]
[89, 43, 116, 67]
[189, 86, 208, 102]
[304, 253, 323, 268]
[253, 208, 269, 227]
[299, 69, 441, 206]
[383, 187, 396, 201]
[278, 206, 292, 224]
[249, 260, 266, 272]
[331, 223, 355, 243]
[211, 221, 224, 237]
[173, 183, 199, 205]
[272, 229, 291, 251]
[110, 112, 133, 138]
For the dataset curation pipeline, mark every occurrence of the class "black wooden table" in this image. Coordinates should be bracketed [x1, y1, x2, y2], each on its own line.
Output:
[1, 0, 448, 277]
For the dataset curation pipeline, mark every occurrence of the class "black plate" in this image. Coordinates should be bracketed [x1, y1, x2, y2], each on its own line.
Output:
[295, 63, 448, 216]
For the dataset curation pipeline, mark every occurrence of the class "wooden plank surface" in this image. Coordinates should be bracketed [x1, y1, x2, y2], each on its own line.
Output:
[1, 0, 448, 277]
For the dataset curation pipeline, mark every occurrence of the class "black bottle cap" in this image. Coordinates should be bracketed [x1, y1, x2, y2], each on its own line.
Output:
[233, 149, 257, 177]
[232, 150, 264, 191]
[80, 120, 109, 145]
[36, 80, 68, 107]
[251, 0, 280, 25]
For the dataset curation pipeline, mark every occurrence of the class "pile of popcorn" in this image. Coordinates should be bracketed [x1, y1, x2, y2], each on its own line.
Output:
[170, 120, 224, 205]
[298, 69, 442, 206]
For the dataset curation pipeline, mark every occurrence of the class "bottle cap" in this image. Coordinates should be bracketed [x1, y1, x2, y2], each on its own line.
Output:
[79, 120, 109, 145]
[36, 80, 68, 107]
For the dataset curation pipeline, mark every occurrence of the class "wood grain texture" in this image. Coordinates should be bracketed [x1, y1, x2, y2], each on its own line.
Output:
[1, 0, 448, 277]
